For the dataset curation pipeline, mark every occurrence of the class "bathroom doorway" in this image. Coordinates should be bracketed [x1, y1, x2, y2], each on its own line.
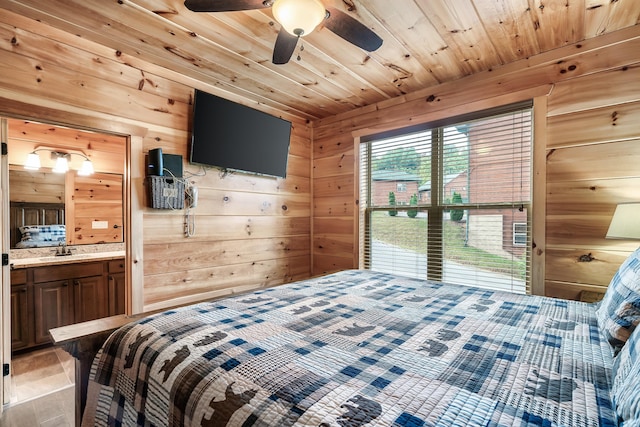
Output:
[1, 116, 129, 406]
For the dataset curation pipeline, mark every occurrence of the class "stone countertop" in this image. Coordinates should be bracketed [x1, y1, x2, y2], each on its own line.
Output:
[10, 250, 125, 269]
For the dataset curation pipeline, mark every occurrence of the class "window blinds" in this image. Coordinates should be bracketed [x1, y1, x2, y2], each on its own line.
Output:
[359, 106, 532, 294]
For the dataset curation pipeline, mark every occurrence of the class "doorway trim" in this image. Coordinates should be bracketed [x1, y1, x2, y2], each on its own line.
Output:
[1, 119, 9, 412]
[0, 95, 146, 407]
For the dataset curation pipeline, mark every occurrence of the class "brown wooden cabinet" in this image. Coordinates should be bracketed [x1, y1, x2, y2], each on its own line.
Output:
[10, 285, 29, 349]
[10, 258, 124, 352]
[107, 260, 126, 316]
[10, 269, 31, 351]
[34, 279, 73, 345]
[73, 275, 108, 323]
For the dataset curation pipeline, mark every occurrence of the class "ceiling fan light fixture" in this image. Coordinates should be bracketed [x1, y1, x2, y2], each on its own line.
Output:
[272, 0, 326, 37]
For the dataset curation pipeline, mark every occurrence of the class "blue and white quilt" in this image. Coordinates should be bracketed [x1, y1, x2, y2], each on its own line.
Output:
[83, 270, 616, 426]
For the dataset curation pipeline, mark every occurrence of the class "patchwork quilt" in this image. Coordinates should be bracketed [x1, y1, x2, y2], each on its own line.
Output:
[83, 270, 616, 426]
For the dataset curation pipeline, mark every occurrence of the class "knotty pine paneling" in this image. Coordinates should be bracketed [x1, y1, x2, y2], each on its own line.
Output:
[544, 65, 640, 297]
[143, 215, 310, 244]
[8, 168, 64, 204]
[313, 26, 640, 133]
[178, 167, 311, 196]
[68, 172, 123, 245]
[545, 248, 628, 288]
[547, 100, 640, 149]
[313, 218, 355, 236]
[546, 66, 640, 117]
[312, 254, 356, 276]
[1, 48, 190, 131]
[143, 236, 309, 276]
[0, 13, 193, 106]
[312, 128, 357, 276]
[6, 118, 126, 175]
[2, 0, 639, 122]
[311, 30, 640, 298]
[544, 280, 609, 302]
[143, 256, 310, 310]
[314, 196, 355, 217]
[547, 178, 639, 211]
[186, 188, 310, 217]
[313, 234, 354, 262]
[0, 12, 312, 312]
[546, 139, 640, 182]
[313, 175, 355, 198]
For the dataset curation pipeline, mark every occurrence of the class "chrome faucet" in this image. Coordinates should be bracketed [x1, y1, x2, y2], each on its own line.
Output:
[56, 242, 72, 256]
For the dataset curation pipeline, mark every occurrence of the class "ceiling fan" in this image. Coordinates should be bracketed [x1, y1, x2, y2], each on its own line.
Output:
[183, 0, 383, 64]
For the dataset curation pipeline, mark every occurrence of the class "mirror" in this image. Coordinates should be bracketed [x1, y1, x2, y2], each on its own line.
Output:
[9, 167, 124, 249]
[9, 168, 65, 249]
[5, 117, 127, 251]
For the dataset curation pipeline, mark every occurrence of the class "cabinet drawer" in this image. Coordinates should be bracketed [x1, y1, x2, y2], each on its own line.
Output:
[33, 261, 104, 283]
[108, 259, 125, 273]
[11, 269, 27, 285]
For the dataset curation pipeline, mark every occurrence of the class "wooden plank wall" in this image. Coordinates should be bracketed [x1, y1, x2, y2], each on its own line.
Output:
[544, 66, 640, 299]
[312, 26, 640, 299]
[0, 9, 312, 312]
[6, 119, 126, 175]
[68, 172, 124, 245]
[8, 168, 64, 204]
[142, 123, 312, 310]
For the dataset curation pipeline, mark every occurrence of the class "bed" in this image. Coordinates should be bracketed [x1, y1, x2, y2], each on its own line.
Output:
[9, 201, 65, 248]
[81, 251, 640, 426]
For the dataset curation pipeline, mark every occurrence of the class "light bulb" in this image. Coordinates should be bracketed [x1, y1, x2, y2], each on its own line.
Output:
[53, 155, 69, 173]
[24, 152, 41, 170]
[78, 159, 94, 176]
[272, 0, 326, 37]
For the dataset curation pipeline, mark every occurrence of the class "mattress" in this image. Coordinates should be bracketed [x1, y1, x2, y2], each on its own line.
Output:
[83, 269, 616, 426]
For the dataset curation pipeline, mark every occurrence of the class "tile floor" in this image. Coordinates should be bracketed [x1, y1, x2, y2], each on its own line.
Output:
[0, 386, 74, 427]
[1, 347, 75, 426]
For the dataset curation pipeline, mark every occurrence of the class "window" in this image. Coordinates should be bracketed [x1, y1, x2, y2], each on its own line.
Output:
[359, 103, 532, 294]
[513, 223, 527, 246]
[397, 183, 407, 192]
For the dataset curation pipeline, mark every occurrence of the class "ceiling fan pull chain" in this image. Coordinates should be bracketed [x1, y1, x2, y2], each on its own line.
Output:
[297, 43, 304, 61]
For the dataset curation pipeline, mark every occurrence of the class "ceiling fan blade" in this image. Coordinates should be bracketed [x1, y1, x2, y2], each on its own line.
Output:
[272, 30, 298, 64]
[184, 0, 269, 13]
[324, 7, 382, 52]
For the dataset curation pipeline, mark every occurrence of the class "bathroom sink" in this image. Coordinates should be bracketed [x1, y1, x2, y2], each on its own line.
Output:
[39, 254, 91, 262]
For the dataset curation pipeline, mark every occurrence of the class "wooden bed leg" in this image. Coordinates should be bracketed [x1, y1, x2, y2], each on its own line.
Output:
[57, 331, 114, 427]
[50, 315, 139, 427]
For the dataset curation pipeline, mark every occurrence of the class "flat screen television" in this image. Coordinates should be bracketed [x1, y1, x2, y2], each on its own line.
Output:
[189, 89, 292, 178]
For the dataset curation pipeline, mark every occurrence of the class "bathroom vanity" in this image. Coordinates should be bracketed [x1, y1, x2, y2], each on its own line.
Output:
[10, 252, 125, 352]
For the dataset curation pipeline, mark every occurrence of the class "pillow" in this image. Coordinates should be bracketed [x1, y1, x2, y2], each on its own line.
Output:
[611, 325, 640, 425]
[18, 225, 41, 240]
[596, 247, 640, 352]
[17, 224, 66, 248]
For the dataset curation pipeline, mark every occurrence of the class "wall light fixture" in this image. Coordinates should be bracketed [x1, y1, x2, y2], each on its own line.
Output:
[24, 148, 94, 176]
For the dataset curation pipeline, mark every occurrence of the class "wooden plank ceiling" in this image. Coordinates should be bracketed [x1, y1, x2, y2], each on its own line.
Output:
[1, 0, 639, 121]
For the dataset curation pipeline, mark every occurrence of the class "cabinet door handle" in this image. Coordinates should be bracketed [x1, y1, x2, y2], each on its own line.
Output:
[63, 281, 69, 287]
[74, 280, 80, 286]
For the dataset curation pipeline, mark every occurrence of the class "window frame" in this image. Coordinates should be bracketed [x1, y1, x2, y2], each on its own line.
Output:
[358, 101, 534, 293]
[513, 222, 527, 246]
